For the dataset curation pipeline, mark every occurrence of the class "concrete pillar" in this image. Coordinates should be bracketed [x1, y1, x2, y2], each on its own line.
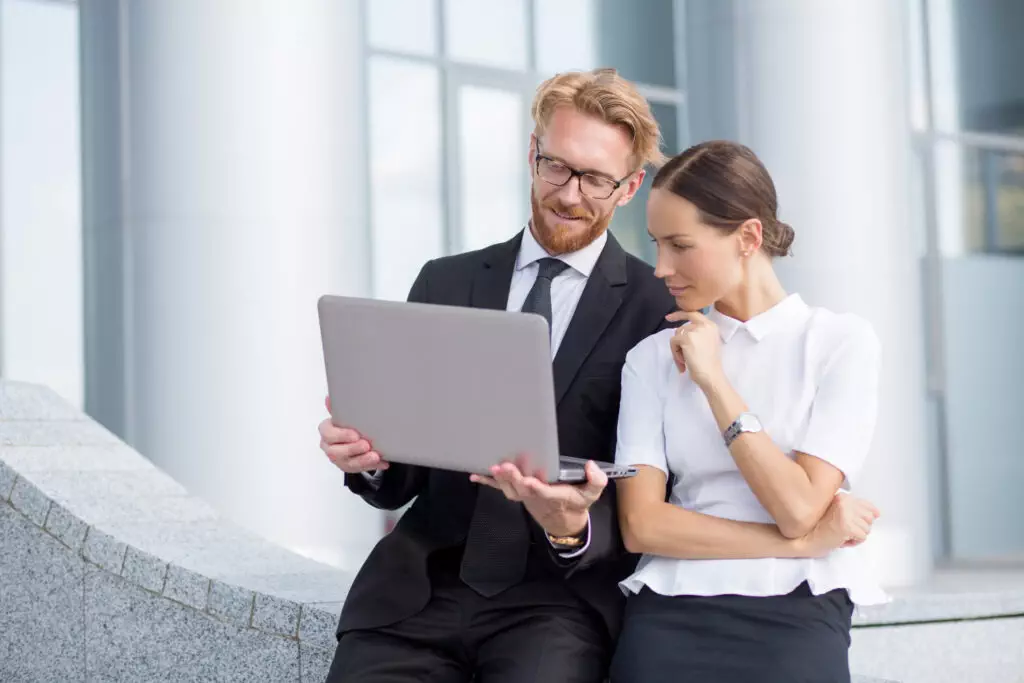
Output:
[80, 0, 382, 571]
[687, 0, 932, 586]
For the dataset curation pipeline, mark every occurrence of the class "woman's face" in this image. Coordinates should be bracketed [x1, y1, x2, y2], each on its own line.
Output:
[647, 188, 752, 311]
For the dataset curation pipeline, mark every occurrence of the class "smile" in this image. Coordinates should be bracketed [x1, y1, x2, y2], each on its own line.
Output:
[550, 208, 586, 221]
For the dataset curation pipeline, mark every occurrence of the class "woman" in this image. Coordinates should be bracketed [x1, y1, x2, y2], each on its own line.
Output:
[609, 140, 887, 683]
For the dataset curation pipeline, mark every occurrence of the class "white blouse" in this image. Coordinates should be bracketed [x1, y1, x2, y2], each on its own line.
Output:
[615, 293, 887, 605]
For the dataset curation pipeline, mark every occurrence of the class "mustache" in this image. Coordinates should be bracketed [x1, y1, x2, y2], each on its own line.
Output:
[543, 201, 593, 221]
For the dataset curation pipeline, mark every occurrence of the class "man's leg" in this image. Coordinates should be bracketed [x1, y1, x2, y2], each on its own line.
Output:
[326, 630, 468, 683]
[326, 579, 472, 683]
[473, 602, 608, 683]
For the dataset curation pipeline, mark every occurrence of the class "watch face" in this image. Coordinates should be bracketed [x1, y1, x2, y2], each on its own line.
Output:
[739, 413, 762, 432]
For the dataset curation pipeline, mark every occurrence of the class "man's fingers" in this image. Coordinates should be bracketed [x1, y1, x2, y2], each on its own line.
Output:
[325, 394, 331, 414]
[469, 474, 502, 491]
[319, 420, 361, 444]
[326, 440, 371, 460]
[344, 451, 388, 472]
[583, 461, 608, 497]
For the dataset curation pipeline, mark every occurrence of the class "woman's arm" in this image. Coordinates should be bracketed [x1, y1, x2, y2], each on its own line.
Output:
[702, 380, 845, 539]
[616, 466, 857, 559]
[672, 313, 882, 539]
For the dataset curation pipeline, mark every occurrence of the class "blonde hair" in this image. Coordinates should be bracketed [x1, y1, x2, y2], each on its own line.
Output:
[531, 67, 667, 171]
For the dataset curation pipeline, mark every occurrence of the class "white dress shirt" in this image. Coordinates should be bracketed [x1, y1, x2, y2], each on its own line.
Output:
[367, 226, 608, 557]
[508, 226, 607, 357]
[615, 293, 888, 605]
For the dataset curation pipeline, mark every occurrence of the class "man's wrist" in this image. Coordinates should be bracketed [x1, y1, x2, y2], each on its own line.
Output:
[544, 512, 589, 540]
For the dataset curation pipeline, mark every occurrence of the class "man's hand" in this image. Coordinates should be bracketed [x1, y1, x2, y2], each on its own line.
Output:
[470, 458, 608, 537]
[318, 395, 390, 474]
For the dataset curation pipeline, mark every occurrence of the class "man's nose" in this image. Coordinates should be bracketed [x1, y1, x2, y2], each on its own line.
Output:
[557, 176, 584, 204]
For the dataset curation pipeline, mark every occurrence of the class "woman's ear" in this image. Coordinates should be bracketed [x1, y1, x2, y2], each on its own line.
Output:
[738, 218, 763, 256]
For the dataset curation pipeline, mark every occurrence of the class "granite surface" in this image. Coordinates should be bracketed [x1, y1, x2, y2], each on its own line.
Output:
[0, 379, 350, 682]
[852, 617, 1024, 683]
[0, 503, 87, 682]
[8, 378, 1021, 683]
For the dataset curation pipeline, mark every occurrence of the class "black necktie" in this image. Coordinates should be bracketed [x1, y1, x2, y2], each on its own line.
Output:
[521, 258, 570, 340]
[459, 257, 569, 597]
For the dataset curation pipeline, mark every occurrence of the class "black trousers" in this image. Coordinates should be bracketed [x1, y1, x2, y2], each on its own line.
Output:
[609, 582, 853, 683]
[326, 548, 609, 683]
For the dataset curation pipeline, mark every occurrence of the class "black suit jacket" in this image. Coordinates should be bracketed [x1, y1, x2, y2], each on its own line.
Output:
[337, 230, 675, 640]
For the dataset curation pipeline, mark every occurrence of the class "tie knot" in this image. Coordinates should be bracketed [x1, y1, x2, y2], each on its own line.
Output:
[536, 257, 569, 281]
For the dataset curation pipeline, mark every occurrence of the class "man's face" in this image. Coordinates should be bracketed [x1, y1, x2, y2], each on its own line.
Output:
[529, 107, 646, 255]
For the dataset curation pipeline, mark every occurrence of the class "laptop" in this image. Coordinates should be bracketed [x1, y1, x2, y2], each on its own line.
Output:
[317, 294, 637, 484]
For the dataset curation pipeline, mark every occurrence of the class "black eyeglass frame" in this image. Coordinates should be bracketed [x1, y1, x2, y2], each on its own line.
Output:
[533, 142, 635, 200]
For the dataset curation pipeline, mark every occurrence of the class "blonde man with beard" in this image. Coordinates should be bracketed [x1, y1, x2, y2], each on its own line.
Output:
[321, 68, 672, 683]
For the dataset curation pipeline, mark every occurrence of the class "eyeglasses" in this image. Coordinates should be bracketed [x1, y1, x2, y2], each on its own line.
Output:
[534, 143, 632, 200]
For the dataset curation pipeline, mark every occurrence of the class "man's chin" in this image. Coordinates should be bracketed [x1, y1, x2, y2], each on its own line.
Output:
[536, 218, 601, 254]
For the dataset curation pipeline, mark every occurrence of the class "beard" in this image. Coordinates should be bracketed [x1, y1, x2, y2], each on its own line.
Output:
[529, 191, 613, 255]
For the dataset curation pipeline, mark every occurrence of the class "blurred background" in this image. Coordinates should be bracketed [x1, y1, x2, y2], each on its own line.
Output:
[0, 0, 1020, 589]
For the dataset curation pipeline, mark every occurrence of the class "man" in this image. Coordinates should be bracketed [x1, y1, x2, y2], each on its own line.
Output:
[321, 68, 675, 683]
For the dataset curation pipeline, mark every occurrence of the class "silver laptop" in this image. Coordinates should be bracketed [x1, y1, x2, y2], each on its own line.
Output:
[317, 294, 637, 484]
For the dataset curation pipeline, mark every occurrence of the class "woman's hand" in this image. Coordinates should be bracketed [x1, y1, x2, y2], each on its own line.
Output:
[801, 492, 880, 557]
[666, 310, 725, 390]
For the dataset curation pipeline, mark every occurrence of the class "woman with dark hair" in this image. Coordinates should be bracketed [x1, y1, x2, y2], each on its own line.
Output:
[609, 140, 886, 683]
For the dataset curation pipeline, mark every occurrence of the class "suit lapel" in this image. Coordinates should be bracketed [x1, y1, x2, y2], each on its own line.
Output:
[552, 233, 628, 405]
[470, 232, 522, 311]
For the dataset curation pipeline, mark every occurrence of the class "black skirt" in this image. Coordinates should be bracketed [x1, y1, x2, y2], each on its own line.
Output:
[609, 582, 854, 683]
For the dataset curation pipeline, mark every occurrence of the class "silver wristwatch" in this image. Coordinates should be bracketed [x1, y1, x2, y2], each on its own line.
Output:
[723, 412, 763, 447]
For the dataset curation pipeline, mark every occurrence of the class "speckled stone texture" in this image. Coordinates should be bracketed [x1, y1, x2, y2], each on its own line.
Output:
[0, 503, 86, 682]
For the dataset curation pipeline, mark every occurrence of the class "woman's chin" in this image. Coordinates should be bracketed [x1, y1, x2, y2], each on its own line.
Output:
[672, 291, 708, 312]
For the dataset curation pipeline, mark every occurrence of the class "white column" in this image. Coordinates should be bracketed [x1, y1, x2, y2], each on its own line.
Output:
[1, 0, 84, 408]
[690, 0, 933, 586]
[81, 0, 381, 571]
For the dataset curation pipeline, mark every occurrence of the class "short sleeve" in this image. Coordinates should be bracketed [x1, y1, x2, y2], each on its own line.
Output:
[795, 323, 881, 487]
[614, 341, 669, 476]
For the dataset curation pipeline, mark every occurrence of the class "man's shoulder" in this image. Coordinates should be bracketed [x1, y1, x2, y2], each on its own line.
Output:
[619, 250, 674, 311]
[420, 238, 514, 277]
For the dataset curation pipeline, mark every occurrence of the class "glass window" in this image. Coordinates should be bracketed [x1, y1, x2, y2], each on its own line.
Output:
[983, 150, 1024, 251]
[594, 0, 677, 88]
[445, 0, 528, 70]
[954, 0, 1024, 135]
[368, 57, 445, 301]
[534, 0, 597, 74]
[609, 102, 680, 262]
[368, 0, 437, 56]
[948, 144, 1024, 254]
[457, 86, 527, 252]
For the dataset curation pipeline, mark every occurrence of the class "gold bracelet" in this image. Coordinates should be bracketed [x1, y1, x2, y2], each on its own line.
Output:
[546, 531, 585, 548]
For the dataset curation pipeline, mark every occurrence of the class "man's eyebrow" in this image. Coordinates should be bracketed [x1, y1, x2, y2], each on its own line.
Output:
[541, 152, 619, 181]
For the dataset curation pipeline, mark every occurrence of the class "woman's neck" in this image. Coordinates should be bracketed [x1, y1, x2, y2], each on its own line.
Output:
[715, 259, 788, 322]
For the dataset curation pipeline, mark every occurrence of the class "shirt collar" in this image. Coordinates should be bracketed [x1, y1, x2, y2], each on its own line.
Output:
[706, 293, 809, 343]
[515, 224, 607, 277]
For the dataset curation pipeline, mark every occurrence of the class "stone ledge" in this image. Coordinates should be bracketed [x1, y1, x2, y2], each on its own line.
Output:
[854, 586, 1024, 627]
[0, 379, 350, 669]
[1, 379, 903, 682]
